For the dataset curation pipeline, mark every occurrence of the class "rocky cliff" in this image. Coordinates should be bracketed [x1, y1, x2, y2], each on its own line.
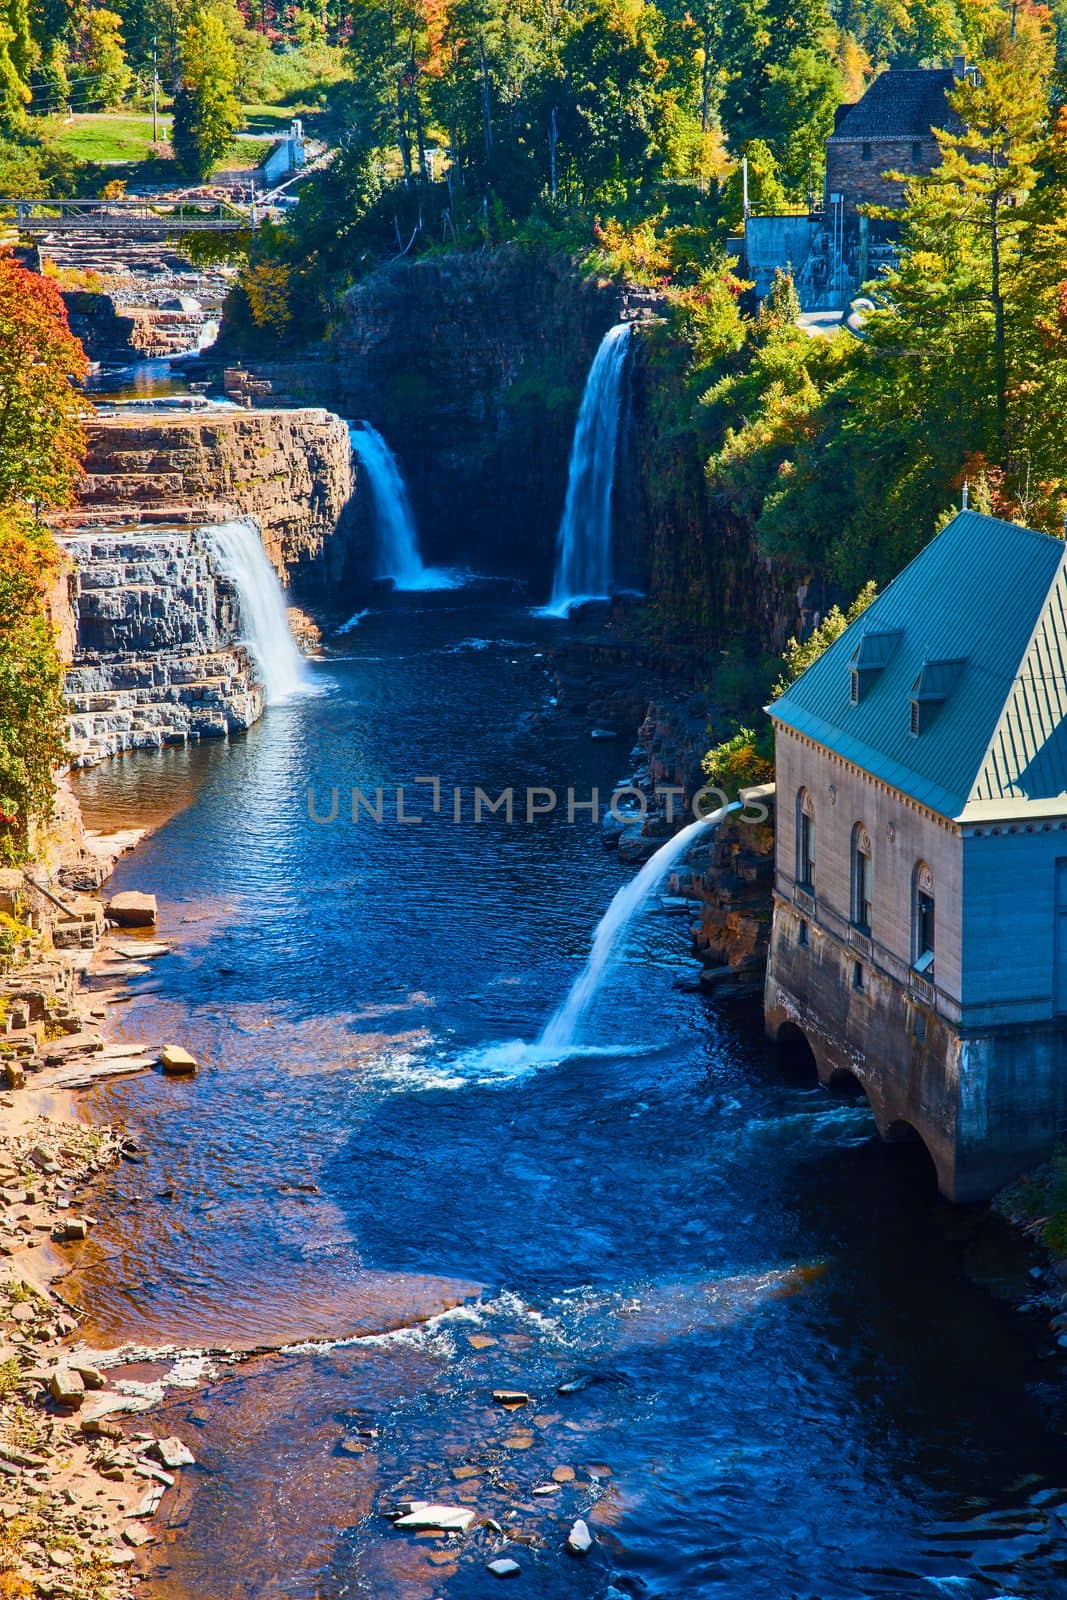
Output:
[58, 408, 363, 600]
[630, 329, 801, 659]
[60, 529, 263, 768]
[333, 247, 623, 586]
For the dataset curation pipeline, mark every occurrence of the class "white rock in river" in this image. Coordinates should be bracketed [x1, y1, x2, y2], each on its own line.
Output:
[487, 1558, 521, 1578]
[393, 1504, 475, 1532]
[566, 1518, 594, 1556]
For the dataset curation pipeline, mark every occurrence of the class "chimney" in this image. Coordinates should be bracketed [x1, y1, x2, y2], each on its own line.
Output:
[952, 54, 967, 77]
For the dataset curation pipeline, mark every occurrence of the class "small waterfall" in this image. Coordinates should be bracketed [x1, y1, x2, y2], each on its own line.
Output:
[539, 802, 740, 1052]
[544, 323, 632, 617]
[350, 422, 459, 591]
[203, 518, 309, 704]
[195, 318, 220, 353]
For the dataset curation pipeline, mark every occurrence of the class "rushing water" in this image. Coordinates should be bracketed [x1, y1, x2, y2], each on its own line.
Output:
[203, 518, 310, 704]
[72, 598, 1067, 1600]
[350, 422, 461, 591]
[545, 324, 632, 616]
[540, 804, 740, 1053]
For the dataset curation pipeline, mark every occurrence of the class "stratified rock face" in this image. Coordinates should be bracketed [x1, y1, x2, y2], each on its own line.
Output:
[60, 409, 364, 600]
[333, 247, 622, 585]
[61, 529, 264, 768]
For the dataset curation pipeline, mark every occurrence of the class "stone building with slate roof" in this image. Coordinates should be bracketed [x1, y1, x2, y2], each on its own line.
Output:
[825, 66, 960, 212]
[765, 511, 1067, 1200]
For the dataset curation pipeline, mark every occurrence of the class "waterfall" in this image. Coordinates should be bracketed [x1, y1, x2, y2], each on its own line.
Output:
[350, 422, 459, 591]
[544, 323, 632, 617]
[195, 318, 220, 353]
[203, 518, 309, 704]
[539, 801, 740, 1052]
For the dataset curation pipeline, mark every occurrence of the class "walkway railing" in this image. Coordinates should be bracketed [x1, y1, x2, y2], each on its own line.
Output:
[0, 197, 255, 234]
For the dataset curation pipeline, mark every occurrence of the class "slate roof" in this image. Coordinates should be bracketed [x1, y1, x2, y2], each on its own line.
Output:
[828, 68, 959, 143]
[769, 512, 1067, 821]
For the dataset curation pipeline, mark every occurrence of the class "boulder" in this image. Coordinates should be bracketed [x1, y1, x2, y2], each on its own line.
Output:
[145, 1436, 195, 1469]
[49, 1368, 85, 1408]
[160, 1044, 198, 1076]
[487, 1559, 521, 1578]
[107, 892, 157, 928]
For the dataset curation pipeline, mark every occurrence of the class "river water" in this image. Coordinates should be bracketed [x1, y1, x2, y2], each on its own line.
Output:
[70, 598, 1067, 1600]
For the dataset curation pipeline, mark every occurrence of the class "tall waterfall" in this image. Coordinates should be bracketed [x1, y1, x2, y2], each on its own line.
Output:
[539, 801, 740, 1052]
[350, 422, 459, 591]
[544, 323, 632, 617]
[203, 518, 309, 704]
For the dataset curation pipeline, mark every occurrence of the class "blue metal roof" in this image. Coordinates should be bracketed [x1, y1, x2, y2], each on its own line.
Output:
[770, 511, 1067, 819]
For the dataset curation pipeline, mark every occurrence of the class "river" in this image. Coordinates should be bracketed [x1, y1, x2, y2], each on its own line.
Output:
[69, 595, 1067, 1599]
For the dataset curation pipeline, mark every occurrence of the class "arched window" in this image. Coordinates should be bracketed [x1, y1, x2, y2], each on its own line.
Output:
[851, 823, 873, 933]
[913, 862, 935, 973]
[796, 788, 816, 891]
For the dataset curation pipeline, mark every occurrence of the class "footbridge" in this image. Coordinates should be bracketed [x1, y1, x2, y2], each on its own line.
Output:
[0, 197, 256, 236]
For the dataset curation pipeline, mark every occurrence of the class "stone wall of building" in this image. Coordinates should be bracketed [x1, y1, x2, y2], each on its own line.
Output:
[772, 724, 964, 1004]
[826, 137, 940, 211]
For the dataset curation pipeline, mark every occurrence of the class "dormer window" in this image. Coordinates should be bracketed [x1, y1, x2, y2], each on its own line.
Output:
[909, 657, 966, 735]
[850, 628, 903, 704]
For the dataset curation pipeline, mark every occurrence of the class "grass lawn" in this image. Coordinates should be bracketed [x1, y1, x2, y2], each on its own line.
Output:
[47, 113, 161, 164]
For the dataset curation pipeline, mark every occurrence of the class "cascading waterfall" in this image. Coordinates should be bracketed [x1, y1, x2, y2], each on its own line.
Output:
[349, 422, 459, 592]
[539, 801, 741, 1052]
[195, 319, 221, 353]
[203, 518, 309, 704]
[544, 322, 632, 617]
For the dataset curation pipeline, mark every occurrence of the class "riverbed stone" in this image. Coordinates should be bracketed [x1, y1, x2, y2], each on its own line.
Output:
[145, 1436, 195, 1469]
[106, 892, 157, 928]
[49, 1368, 85, 1408]
[160, 1044, 198, 1076]
[566, 1518, 594, 1555]
[492, 1389, 531, 1407]
[393, 1505, 475, 1532]
[487, 1559, 521, 1578]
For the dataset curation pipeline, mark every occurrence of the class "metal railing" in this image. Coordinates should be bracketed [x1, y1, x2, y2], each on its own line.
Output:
[0, 197, 255, 234]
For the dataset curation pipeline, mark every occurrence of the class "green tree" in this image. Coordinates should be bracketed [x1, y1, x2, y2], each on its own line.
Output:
[172, 5, 241, 181]
[80, 7, 133, 107]
[0, 23, 29, 135]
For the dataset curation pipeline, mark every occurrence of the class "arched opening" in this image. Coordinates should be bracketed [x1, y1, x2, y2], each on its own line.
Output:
[775, 1021, 819, 1083]
[885, 1118, 941, 1194]
[827, 1066, 867, 1102]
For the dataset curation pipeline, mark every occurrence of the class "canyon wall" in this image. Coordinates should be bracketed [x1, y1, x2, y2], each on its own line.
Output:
[60, 530, 263, 768]
[51, 405, 365, 765]
[332, 247, 623, 586]
[59, 408, 363, 600]
[629, 331, 801, 660]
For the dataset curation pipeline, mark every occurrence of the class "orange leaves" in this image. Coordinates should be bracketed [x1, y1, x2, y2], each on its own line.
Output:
[0, 248, 89, 511]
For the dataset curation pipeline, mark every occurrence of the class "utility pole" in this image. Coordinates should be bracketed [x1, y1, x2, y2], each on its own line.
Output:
[152, 37, 159, 144]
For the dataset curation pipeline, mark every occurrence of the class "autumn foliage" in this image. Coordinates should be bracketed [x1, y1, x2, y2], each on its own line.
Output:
[0, 252, 88, 861]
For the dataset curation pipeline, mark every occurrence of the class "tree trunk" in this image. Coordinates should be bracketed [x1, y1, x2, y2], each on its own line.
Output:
[396, 76, 413, 182]
[990, 188, 1007, 445]
[479, 37, 493, 163]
